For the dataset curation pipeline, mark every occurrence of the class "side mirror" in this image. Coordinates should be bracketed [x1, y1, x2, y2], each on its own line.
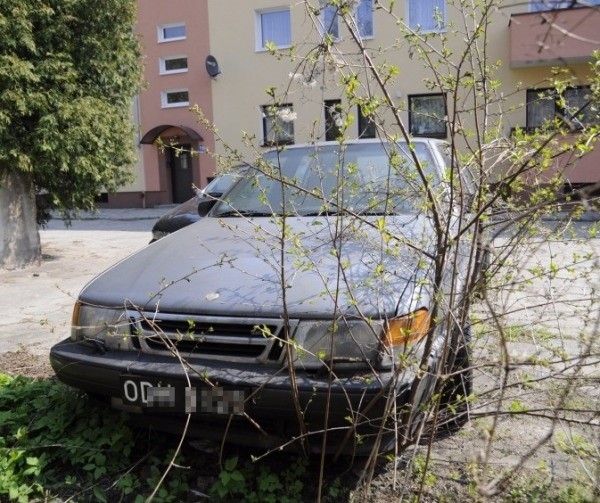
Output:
[197, 198, 217, 217]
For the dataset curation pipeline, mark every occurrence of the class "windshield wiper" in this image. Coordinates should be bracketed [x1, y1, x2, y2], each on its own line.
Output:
[213, 210, 273, 218]
[300, 211, 341, 216]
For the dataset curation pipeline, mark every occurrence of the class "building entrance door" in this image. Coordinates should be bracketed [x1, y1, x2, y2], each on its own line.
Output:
[168, 144, 193, 203]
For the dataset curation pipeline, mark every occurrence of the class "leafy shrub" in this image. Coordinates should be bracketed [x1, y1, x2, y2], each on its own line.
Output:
[0, 374, 192, 502]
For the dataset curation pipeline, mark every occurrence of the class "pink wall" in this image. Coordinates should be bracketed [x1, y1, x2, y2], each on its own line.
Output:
[136, 0, 216, 203]
[510, 7, 600, 68]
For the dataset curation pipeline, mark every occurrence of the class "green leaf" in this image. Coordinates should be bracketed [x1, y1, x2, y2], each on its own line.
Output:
[93, 486, 108, 503]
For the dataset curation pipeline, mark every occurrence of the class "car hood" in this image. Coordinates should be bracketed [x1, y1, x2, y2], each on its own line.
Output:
[80, 215, 434, 319]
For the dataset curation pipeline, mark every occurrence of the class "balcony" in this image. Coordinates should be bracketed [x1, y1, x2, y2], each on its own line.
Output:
[509, 7, 600, 68]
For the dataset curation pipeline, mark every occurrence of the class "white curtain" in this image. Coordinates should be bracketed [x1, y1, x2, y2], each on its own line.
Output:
[408, 0, 445, 31]
[261, 10, 291, 47]
[356, 0, 374, 37]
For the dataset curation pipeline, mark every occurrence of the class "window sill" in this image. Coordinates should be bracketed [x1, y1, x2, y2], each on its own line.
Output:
[161, 103, 190, 109]
[158, 37, 187, 43]
[159, 70, 189, 76]
[255, 45, 292, 53]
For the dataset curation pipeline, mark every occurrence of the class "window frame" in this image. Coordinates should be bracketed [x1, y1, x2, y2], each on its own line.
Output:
[525, 86, 599, 131]
[356, 0, 374, 39]
[408, 93, 447, 139]
[529, 1, 599, 12]
[261, 103, 295, 146]
[358, 105, 377, 139]
[320, 0, 374, 40]
[406, 0, 446, 33]
[255, 8, 292, 51]
[157, 22, 187, 43]
[159, 55, 189, 75]
[161, 89, 190, 109]
[324, 99, 343, 141]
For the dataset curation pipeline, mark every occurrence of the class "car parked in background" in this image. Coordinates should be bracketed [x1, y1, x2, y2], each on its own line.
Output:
[50, 139, 475, 455]
[149, 171, 242, 242]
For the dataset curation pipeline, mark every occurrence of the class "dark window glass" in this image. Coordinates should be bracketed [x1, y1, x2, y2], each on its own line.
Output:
[409, 94, 447, 138]
[324, 100, 342, 141]
[165, 57, 188, 72]
[262, 104, 295, 145]
[358, 105, 377, 139]
[526, 86, 599, 131]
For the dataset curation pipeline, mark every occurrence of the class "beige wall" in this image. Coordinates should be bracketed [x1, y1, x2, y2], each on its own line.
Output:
[118, 97, 146, 193]
[112, 0, 597, 207]
[207, 1, 597, 183]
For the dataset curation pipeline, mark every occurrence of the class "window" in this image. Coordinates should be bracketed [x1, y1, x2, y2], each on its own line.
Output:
[262, 104, 295, 145]
[256, 9, 291, 50]
[358, 105, 377, 139]
[322, 4, 339, 39]
[159, 56, 188, 75]
[161, 89, 189, 108]
[409, 94, 447, 138]
[356, 0, 374, 38]
[320, 0, 373, 39]
[407, 0, 445, 32]
[158, 23, 186, 42]
[526, 86, 599, 131]
[530, 1, 600, 12]
[324, 100, 342, 141]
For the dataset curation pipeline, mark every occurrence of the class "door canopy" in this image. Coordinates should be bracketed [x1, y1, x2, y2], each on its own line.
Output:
[140, 125, 203, 144]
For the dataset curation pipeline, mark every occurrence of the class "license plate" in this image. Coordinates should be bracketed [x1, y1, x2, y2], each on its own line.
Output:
[120, 375, 245, 415]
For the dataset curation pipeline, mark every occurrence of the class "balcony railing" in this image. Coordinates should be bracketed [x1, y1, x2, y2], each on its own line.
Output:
[509, 6, 600, 68]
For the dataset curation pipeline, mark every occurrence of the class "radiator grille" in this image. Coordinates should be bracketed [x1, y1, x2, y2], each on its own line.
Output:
[129, 312, 292, 365]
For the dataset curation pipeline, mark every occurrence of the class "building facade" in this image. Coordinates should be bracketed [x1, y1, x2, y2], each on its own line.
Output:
[106, 0, 600, 207]
[107, 0, 217, 207]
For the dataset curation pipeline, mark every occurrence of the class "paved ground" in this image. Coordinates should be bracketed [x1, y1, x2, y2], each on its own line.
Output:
[0, 208, 598, 357]
[0, 207, 597, 499]
[0, 208, 170, 355]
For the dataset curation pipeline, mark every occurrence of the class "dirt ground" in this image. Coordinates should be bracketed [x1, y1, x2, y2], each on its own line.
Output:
[0, 211, 598, 501]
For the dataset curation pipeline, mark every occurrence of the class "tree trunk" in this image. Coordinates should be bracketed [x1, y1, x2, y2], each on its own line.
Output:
[0, 170, 41, 269]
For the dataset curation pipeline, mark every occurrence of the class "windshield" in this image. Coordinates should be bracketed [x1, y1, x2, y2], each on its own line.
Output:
[202, 171, 242, 197]
[212, 142, 440, 217]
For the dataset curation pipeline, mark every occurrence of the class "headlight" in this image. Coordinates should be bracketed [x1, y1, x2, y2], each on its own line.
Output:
[379, 308, 431, 369]
[292, 319, 384, 370]
[291, 309, 430, 371]
[383, 308, 430, 348]
[71, 302, 133, 350]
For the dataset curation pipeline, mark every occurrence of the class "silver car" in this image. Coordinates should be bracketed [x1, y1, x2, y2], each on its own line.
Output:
[50, 139, 475, 455]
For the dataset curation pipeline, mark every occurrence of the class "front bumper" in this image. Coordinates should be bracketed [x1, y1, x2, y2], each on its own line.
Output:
[50, 338, 430, 454]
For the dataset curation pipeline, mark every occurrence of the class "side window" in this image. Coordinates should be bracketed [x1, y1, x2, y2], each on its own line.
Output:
[158, 23, 186, 43]
[409, 94, 447, 138]
[262, 104, 295, 146]
[407, 0, 445, 32]
[256, 8, 292, 50]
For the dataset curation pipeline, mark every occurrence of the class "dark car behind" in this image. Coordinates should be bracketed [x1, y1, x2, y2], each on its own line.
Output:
[150, 171, 241, 242]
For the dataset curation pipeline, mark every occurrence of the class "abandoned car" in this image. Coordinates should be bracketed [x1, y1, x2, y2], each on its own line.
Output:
[50, 139, 475, 455]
